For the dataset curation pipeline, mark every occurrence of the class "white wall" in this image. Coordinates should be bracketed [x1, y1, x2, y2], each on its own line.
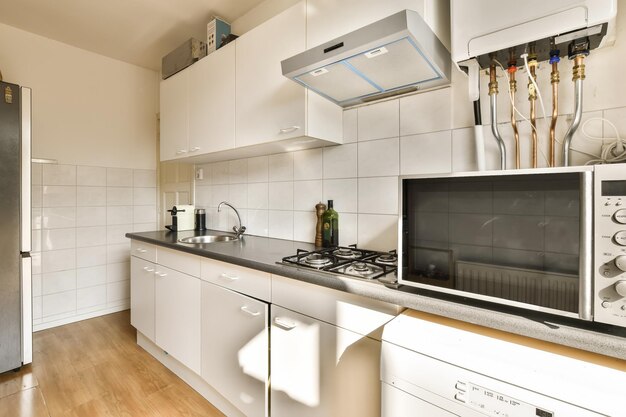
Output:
[194, 1, 626, 252]
[0, 22, 159, 329]
[0, 22, 159, 169]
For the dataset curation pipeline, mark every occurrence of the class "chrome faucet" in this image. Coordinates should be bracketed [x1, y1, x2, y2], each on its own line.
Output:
[217, 201, 246, 238]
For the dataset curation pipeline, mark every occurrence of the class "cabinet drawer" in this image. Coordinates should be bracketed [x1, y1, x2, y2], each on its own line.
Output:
[201, 259, 271, 301]
[272, 274, 402, 339]
[131, 240, 156, 263]
[157, 247, 201, 277]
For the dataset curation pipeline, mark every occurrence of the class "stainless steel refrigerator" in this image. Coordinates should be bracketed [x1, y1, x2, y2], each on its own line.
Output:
[0, 80, 32, 373]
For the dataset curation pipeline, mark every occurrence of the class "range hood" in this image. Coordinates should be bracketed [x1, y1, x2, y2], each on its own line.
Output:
[281, 9, 451, 108]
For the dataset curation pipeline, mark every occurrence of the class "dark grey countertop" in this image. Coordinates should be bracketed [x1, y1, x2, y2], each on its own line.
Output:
[126, 230, 626, 360]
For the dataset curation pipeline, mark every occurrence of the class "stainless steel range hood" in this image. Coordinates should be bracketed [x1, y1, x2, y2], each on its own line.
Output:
[281, 10, 451, 108]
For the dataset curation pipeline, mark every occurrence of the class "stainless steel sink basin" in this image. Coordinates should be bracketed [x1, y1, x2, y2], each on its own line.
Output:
[178, 235, 238, 244]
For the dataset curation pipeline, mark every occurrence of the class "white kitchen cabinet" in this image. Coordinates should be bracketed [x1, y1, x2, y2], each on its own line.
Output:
[160, 69, 189, 161]
[130, 256, 156, 341]
[188, 43, 236, 155]
[306, 0, 426, 48]
[235, 1, 342, 149]
[155, 265, 201, 374]
[201, 281, 268, 417]
[160, 43, 236, 162]
[271, 305, 382, 417]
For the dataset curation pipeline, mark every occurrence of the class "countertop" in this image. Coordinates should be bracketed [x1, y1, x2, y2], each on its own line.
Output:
[126, 230, 626, 361]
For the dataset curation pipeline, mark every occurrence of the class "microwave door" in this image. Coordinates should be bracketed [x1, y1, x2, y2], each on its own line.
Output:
[578, 171, 594, 321]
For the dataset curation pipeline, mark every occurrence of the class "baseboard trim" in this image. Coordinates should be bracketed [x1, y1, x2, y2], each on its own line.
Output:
[136, 332, 245, 417]
[34, 303, 130, 332]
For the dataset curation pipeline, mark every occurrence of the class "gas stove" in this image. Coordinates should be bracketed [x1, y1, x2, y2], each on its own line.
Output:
[280, 245, 398, 283]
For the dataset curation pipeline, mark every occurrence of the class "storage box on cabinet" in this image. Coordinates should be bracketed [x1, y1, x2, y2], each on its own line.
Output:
[157, 246, 201, 277]
[201, 258, 271, 302]
[131, 240, 156, 263]
[201, 281, 268, 417]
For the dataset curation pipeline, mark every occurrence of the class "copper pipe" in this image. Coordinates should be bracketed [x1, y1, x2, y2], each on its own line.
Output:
[549, 59, 560, 167]
[528, 61, 538, 168]
[563, 54, 586, 166]
[509, 68, 520, 169]
[489, 64, 507, 170]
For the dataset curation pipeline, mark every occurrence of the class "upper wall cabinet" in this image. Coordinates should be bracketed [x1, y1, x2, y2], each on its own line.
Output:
[235, 0, 342, 150]
[160, 43, 236, 162]
[306, 0, 426, 48]
[160, 0, 343, 163]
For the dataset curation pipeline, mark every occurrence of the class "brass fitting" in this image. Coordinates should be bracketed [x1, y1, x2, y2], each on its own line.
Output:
[572, 55, 586, 81]
[489, 64, 498, 95]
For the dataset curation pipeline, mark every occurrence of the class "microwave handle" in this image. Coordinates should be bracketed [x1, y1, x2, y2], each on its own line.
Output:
[579, 171, 593, 321]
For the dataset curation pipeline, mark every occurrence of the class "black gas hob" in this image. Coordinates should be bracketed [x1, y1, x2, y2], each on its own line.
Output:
[280, 245, 398, 281]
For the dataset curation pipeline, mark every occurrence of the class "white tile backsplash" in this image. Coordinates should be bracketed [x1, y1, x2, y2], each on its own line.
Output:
[293, 148, 323, 180]
[77, 265, 107, 288]
[107, 187, 133, 206]
[77, 166, 106, 186]
[42, 228, 76, 251]
[357, 214, 397, 251]
[269, 182, 294, 210]
[358, 137, 400, 177]
[248, 183, 269, 210]
[400, 131, 452, 175]
[268, 153, 294, 181]
[323, 144, 357, 179]
[106, 168, 133, 187]
[133, 169, 157, 187]
[77, 186, 106, 206]
[293, 180, 322, 211]
[42, 186, 76, 207]
[229, 159, 248, 184]
[212, 161, 229, 185]
[32, 162, 153, 330]
[358, 177, 398, 215]
[248, 156, 269, 183]
[400, 87, 452, 136]
[323, 179, 358, 213]
[358, 100, 399, 141]
[268, 210, 294, 240]
[43, 164, 76, 186]
[293, 211, 316, 243]
[228, 184, 248, 209]
[343, 108, 358, 143]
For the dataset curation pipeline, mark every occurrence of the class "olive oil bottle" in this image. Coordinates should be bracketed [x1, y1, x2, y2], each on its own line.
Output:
[321, 200, 338, 247]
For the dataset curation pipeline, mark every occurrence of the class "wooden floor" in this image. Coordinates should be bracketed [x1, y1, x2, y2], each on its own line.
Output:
[0, 311, 225, 417]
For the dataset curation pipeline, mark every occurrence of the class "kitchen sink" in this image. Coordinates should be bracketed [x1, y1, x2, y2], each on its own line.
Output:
[178, 234, 238, 244]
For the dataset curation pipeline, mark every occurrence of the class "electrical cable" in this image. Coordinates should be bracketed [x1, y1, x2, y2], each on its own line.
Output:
[580, 117, 626, 165]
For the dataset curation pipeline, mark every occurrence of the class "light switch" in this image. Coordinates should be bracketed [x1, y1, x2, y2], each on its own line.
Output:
[195, 168, 204, 180]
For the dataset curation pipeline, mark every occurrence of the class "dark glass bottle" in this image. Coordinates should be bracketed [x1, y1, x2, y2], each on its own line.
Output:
[321, 200, 339, 247]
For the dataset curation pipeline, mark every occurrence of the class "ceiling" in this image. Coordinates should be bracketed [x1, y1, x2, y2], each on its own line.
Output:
[0, 0, 266, 71]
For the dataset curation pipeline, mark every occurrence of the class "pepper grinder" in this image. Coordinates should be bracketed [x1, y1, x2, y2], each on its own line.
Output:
[315, 202, 327, 247]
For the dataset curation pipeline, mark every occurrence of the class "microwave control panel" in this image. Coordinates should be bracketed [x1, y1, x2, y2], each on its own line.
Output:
[594, 164, 626, 327]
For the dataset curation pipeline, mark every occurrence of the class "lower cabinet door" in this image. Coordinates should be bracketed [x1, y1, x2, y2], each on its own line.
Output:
[155, 265, 201, 374]
[130, 256, 155, 341]
[271, 305, 382, 417]
[201, 282, 268, 417]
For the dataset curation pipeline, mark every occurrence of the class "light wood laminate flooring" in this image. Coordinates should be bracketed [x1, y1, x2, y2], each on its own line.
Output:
[0, 311, 225, 417]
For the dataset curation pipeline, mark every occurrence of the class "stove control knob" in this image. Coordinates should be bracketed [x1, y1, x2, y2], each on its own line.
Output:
[615, 209, 626, 224]
[614, 231, 626, 246]
[615, 281, 626, 297]
[615, 256, 626, 272]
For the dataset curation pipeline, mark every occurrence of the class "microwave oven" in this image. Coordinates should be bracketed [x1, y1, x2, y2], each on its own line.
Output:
[398, 164, 626, 327]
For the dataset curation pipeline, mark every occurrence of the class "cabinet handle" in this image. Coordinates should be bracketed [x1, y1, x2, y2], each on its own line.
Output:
[279, 126, 301, 134]
[176, 149, 188, 155]
[274, 317, 296, 330]
[143, 266, 155, 272]
[240, 306, 261, 317]
[155, 271, 167, 277]
[136, 248, 147, 253]
[219, 273, 239, 281]
[189, 147, 201, 152]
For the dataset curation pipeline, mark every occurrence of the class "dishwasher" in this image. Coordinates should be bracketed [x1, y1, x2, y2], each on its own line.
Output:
[381, 312, 626, 417]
